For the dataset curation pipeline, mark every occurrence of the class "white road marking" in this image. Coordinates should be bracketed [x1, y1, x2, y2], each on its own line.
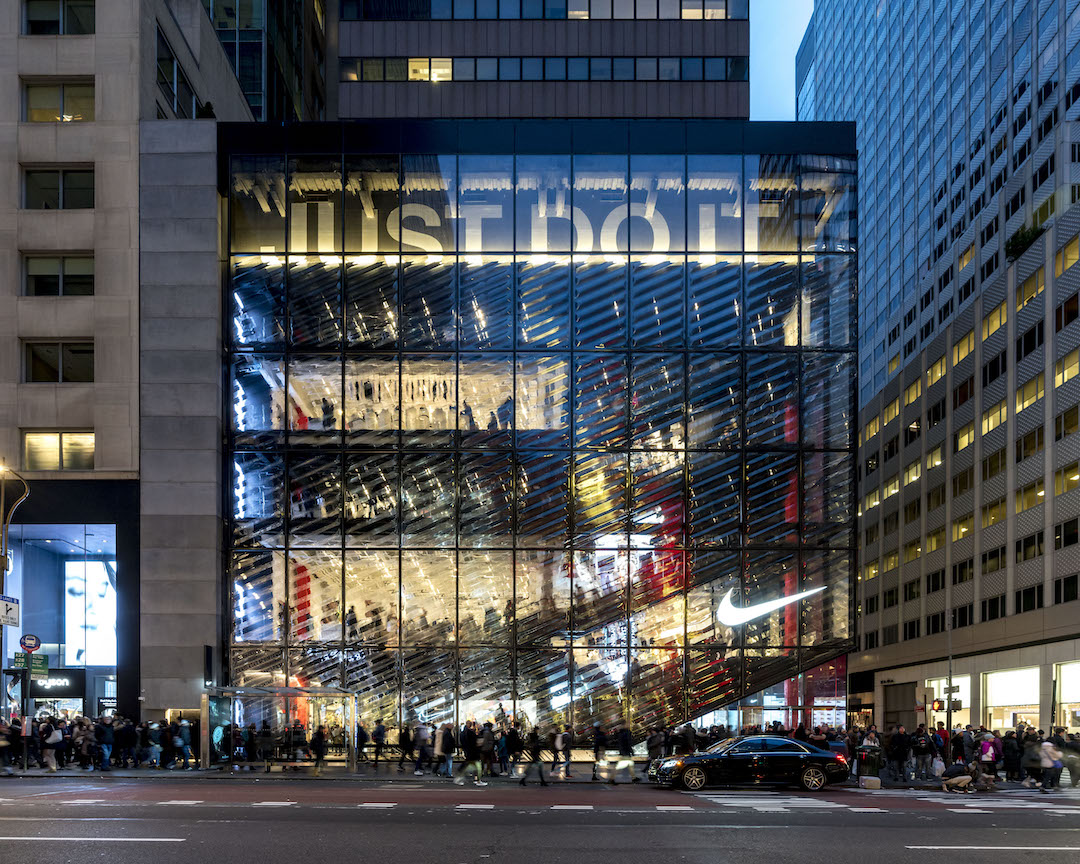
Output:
[655, 805, 694, 811]
[157, 800, 203, 805]
[551, 805, 593, 810]
[61, 799, 105, 805]
[358, 802, 397, 808]
[0, 836, 186, 843]
[907, 847, 1080, 852]
[848, 807, 885, 812]
[251, 801, 297, 807]
[946, 808, 990, 814]
[456, 803, 495, 809]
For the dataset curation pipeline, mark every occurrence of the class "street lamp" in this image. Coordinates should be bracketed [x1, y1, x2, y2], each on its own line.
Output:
[0, 463, 30, 595]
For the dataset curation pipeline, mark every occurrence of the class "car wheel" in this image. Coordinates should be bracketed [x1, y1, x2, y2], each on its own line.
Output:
[681, 766, 707, 791]
[799, 766, 826, 792]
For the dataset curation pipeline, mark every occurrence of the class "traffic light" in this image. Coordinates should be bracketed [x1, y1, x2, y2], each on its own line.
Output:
[931, 699, 945, 711]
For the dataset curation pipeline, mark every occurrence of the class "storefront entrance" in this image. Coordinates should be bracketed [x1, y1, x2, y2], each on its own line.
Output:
[984, 667, 1040, 730]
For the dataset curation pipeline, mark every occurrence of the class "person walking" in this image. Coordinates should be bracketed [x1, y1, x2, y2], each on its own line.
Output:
[519, 727, 548, 787]
[94, 715, 115, 771]
[311, 725, 327, 777]
[413, 721, 431, 776]
[911, 725, 937, 781]
[888, 724, 912, 782]
[1021, 732, 1044, 788]
[454, 720, 486, 786]
[372, 719, 386, 768]
[591, 722, 608, 781]
[39, 717, 60, 772]
[397, 723, 413, 773]
[1040, 737, 1064, 792]
[1002, 730, 1021, 781]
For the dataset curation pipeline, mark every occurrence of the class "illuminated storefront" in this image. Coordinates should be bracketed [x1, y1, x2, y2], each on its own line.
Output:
[221, 120, 857, 735]
[1057, 661, 1080, 732]
[984, 667, 1041, 730]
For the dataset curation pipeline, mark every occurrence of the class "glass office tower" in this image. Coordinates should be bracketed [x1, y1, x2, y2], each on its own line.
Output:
[222, 120, 857, 734]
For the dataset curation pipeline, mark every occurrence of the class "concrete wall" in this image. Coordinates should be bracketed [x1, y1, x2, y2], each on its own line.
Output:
[138, 120, 223, 715]
[335, 19, 749, 118]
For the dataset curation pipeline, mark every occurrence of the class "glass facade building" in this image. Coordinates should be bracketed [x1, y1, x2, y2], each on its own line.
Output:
[222, 120, 857, 735]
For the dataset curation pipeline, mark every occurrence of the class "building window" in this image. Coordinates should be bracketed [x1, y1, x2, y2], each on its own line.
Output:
[881, 624, 899, 646]
[1015, 426, 1045, 462]
[1055, 464, 1080, 497]
[981, 497, 1006, 528]
[952, 604, 973, 628]
[926, 611, 945, 634]
[1055, 405, 1079, 441]
[903, 459, 921, 486]
[928, 483, 946, 511]
[953, 329, 974, 364]
[982, 397, 1007, 434]
[903, 538, 921, 563]
[1056, 517, 1080, 550]
[864, 416, 880, 441]
[1015, 373, 1044, 413]
[23, 341, 93, 382]
[1055, 573, 1079, 604]
[904, 498, 921, 524]
[1056, 348, 1080, 387]
[23, 168, 93, 209]
[1015, 530, 1045, 563]
[863, 630, 879, 650]
[156, 30, 200, 118]
[926, 568, 946, 593]
[981, 544, 1007, 574]
[1056, 293, 1079, 332]
[982, 445, 1007, 481]
[1055, 235, 1080, 277]
[981, 594, 1006, 622]
[24, 255, 93, 296]
[22, 430, 94, 470]
[903, 578, 920, 602]
[24, 81, 94, 122]
[903, 619, 921, 641]
[953, 420, 974, 453]
[904, 379, 921, 405]
[1014, 584, 1044, 614]
[1016, 267, 1043, 311]
[952, 467, 974, 498]
[927, 355, 946, 386]
[1016, 321, 1044, 360]
[952, 558, 974, 585]
[883, 398, 899, 425]
[982, 300, 1007, 340]
[883, 549, 899, 571]
[864, 523, 879, 545]
[927, 398, 946, 428]
[926, 445, 943, 470]
[23, 0, 95, 34]
[927, 526, 945, 552]
[883, 474, 899, 498]
[1015, 478, 1045, 514]
[983, 349, 1007, 387]
[882, 436, 899, 461]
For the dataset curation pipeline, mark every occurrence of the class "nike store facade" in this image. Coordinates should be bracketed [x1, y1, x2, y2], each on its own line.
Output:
[220, 119, 858, 734]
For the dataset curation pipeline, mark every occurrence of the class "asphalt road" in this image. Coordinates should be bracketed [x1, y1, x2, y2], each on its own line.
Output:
[0, 778, 1077, 864]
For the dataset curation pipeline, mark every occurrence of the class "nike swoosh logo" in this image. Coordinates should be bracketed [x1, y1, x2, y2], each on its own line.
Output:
[715, 586, 827, 626]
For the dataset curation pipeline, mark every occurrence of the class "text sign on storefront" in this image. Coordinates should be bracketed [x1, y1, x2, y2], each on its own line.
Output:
[0, 594, 17, 627]
[28, 669, 84, 699]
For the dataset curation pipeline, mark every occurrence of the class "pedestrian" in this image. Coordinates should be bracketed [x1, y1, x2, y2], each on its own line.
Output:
[591, 722, 608, 781]
[311, 724, 327, 776]
[1040, 737, 1063, 792]
[1002, 730, 1021, 781]
[39, 716, 60, 772]
[397, 723, 413, 772]
[910, 725, 936, 780]
[178, 719, 194, 769]
[550, 726, 565, 774]
[413, 721, 431, 775]
[356, 721, 369, 763]
[941, 760, 976, 794]
[888, 724, 911, 782]
[454, 720, 487, 786]
[479, 722, 495, 776]
[1021, 732, 1044, 788]
[94, 714, 115, 771]
[519, 727, 548, 787]
[372, 719, 386, 767]
[611, 725, 636, 784]
[496, 728, 510, 777]
[439, 723, 456, 778]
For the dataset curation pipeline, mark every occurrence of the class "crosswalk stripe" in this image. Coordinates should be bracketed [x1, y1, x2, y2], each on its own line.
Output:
[62, 800, 104, 805]
[252, 801, 296, 807]
[456, 803, 495, 809]
[551, 805, 593, 810]
[849, 807, 885, 812]
[157, 801, 203, 805]
[947, 808, 990, 814]
[358, 802, 397, 808]
[656, 805, 694, 811]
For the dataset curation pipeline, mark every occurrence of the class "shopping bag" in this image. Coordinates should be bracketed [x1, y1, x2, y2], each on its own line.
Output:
[932, 757, 945, 776]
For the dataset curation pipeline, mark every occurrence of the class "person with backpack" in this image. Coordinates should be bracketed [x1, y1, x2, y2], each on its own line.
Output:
[911, 725, 937, 780]
[977, 734, 999, 787]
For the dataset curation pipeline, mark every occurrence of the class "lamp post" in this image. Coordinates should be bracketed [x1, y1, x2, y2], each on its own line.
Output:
[0, 463, 30, 595]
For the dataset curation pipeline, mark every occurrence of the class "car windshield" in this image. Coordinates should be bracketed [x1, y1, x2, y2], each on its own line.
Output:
[702, 737, 736, 753]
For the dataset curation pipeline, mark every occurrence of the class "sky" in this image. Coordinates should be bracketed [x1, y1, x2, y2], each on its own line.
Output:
[750, 0, 815, 120]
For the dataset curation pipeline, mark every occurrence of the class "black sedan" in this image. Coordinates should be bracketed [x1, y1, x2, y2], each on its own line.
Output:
[649, 735, 849, 791]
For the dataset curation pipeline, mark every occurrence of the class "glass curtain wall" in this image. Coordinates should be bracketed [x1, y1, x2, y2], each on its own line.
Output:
[226, 142, 856, 736]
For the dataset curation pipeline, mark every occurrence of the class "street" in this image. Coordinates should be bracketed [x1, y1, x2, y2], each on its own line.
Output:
[0, 777, 1077, 863]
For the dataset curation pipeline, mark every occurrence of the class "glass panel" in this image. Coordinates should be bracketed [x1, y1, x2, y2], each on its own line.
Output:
[61, 342, 93, 381]
[24, 432, 60, 470]
[25, 170, 60, 209]
[743, 647, 798, 694]
[61, 170, 94, 208]
[401, 649, 455, 724]
[631, 353, 684, 448]
[516, 452, 570, 547]
[346, 256, 398, 347]
[741, 551, 799, 645]
[687, 648, 741, 716]
[629, 155, 685, 253]
[232, 156, 287, 253]
[401, 355, 455, 447]
[629, 594, 684, 647]
[688, 451, 741, 546]
[459, 649, 513, 722]
[745, 155, 798, 253]
[401, 551, 456, 644]
[688, 353, 741, 449]
[803, 452, 854, 548]
[347, 647, 399, 726]
[516, 155, 572, 253]
[460, 258, 514, 348]
[287, 454, 342, 547]
[60, 431, 93, 469]
[26, 343, 60, 381]
[26, 85, 62, 122]
[458, 552, 513, 644]
[232, 452, 285, 548]
[744, 452, 799, 545]
[344, 157, 399, 253]
[800, 157, 856, 253]
[574, 353, 627, 448]
[232, 256, 285, 347]
[572, 646, 626, 728]
[802, 353, 852, 449]
[629, 648, 683, 736]
[459, 353, 513, 448]
[287, 256, 342, 347]
[516, 354, 569, 448]
[231, 354, 285, 447]
[26, 0, 61, 34]
[802, 551, 851, 645]
[573, 453, 628, 546]
[401, 452, 456, 545]
[344, 551, 399, 644]
[687, 559, 739, 644]
[459, 451, 513, 547]
[744, 353, 798, 447]
[287, 356, 342, 445]
[402, 155, 456, 254]
[745, 256, 799, 346]
[26, 257, 61, 296]
[288, 551, 342, 643]
[687, 155, 741, 252]
[573, 155, 627, 254]
[516, 649, 571, 729]
[457, 156, 513, 252]
[63, 83, 94, 121]
[402, 256, 456, 348]
[516, 550, 571, 645]
[289, 647, 343, 686]
[517, 257, 571, 347]
[631, 256, 685, 348]
[575, 255, 627, 348]
[345, 453, 397, 546]
[231, 646, 287, 687]
[61, 256, 93, 295]
[802, 254, 856, 348]
[631, 451, 685, 547]
[573, 549, 628, 643]
[688, 256, 741, 346]
[345, 355, 399, 447]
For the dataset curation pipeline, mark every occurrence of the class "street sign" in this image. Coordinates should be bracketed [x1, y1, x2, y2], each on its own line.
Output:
[945, 685, 960, 693]
[0, 594, 17, 627]
[12, 652, 48, 678]
[19, 633, 40, 653]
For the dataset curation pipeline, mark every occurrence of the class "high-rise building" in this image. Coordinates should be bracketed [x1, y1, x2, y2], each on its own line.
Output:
[800, 2, 1080, 731]
[0, 0, 252, 719]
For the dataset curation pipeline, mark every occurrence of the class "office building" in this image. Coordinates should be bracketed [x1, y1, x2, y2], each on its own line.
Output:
[800, 1, 1080, 731]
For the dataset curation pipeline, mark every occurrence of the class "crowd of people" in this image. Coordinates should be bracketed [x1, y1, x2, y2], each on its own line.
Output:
[0, 714, 196, 774]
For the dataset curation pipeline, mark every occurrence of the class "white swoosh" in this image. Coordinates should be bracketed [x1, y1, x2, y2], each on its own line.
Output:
[715, 586, 827, 627]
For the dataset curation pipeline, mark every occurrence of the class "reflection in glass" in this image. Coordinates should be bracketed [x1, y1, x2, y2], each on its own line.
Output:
[232, 257, 285, 347]
[233, 552, 286, 642]
[460, 354, 513, 448]
[346, 257, 398, 347]
[231, 156, 286, 253]
[631, 353, 684, 448]
[745, 155, 798, 252]
[231, 355, 285, 448]
[687, 155, 742, 252]
[288, 551, 342, 643]
[232, 452, 284, 548]
[630, 155, 686, 252]
[460, 258, 514, 348]
[516, 155, 572, 252]
[402, 551, 456, 643]
[517, 257, 571, 347]
[288, 157, 342, 253]
[460, 452, 513, 547]
[344, 551, 398, 644]
[345, 356, 399, 447]
[688, 256, 741, 346]
[401, 355, 455, 447]
[345, 454, 397, 546]
[631, 256, 685, 347]
[344, 157, 399, 253]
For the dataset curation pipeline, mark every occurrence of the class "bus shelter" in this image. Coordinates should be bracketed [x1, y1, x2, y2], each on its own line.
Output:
[200, 685, 357, 770]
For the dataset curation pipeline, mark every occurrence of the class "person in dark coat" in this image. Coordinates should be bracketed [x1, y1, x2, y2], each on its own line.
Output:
[397, 724, 413, 772]
[519, 727, 548, 787]
[454, 720, 487, 786]
[311, 725, 327, 776]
